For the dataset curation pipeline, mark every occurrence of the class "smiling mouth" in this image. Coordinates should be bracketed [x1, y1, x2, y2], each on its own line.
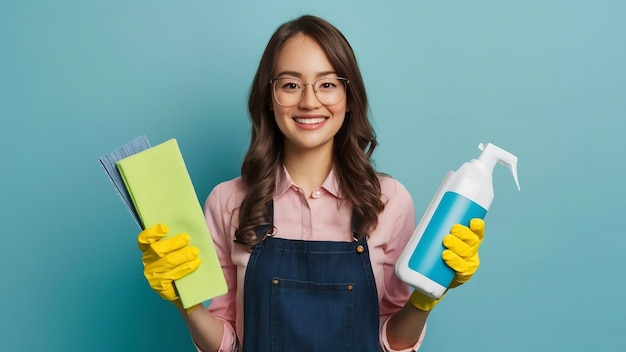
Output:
[294, 117, 326, 125]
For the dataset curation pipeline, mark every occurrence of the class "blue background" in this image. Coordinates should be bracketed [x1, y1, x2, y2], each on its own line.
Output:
[1, 0, 624, 351]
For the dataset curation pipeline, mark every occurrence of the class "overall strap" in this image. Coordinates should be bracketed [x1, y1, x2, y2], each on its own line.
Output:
[253, 201, 274, 240]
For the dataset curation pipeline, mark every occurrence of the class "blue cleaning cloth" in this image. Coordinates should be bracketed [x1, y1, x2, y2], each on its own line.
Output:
[99, 135, 151, 228]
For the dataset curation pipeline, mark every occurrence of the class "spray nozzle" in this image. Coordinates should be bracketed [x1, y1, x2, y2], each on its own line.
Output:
[477, 143, 521, 191]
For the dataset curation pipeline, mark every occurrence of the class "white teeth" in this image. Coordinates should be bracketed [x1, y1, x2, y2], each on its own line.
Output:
[295, 117, 326, 125]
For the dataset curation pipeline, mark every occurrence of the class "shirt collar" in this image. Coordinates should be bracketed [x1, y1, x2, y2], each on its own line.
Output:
[275, 165, 344, 199]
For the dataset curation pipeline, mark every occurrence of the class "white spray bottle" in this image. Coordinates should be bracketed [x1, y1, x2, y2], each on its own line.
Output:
[395, 143, 520, 300]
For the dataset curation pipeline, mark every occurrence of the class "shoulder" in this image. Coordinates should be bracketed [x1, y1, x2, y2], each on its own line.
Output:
[205, 176, 246, 212]
[377, 174, 413, 208]
[211, 176, 245, 194]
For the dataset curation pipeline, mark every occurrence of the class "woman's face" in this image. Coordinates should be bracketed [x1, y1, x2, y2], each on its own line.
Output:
[271, 33, 348, 155]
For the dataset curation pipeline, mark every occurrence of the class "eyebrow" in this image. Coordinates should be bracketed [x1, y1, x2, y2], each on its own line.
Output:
[274, 70, 338, 79]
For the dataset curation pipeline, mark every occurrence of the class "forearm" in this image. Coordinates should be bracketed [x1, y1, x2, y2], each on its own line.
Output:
[385, 303, 430, 350]
[179, 305, 225, 352]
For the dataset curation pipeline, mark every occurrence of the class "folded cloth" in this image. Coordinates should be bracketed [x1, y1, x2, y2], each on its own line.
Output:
[116, 138, 227, 307]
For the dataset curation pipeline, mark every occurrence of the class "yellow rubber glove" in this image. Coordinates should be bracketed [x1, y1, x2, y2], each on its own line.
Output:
[444, 218, 484, 288]
[138, 224, 202, 311]
[409, 218, 485, 311]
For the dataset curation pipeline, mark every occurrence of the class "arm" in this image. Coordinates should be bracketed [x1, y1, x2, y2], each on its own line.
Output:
[378, 178, 485, 350]
[386, 218, 486, 350]
[179, 180, 243, 352]
[179, 305, 225, 351]
[137, 224, 230, 352]
[385, 303, 430, 350]
[137, 181, 242, 352]
[376, 178, 428, 350]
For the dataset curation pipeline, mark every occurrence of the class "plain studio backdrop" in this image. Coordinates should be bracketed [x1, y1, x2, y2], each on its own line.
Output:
[1, 1, 624, 351]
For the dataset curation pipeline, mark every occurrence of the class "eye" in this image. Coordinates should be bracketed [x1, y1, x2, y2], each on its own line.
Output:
[317, 79, 340, 90]
[276, 78, 302, 91]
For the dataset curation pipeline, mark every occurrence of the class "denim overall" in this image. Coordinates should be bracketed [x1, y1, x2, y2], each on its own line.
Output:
[242, 203, 380, 351]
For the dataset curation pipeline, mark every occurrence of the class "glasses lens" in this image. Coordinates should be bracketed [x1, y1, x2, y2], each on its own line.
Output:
[314, 78, 347, 105]
[273, 78, 302, 107]
[272, 78, 347, 106]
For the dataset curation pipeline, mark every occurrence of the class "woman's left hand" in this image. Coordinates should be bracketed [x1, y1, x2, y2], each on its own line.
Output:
[408, 218, 485, 311]
[443, 218, 485, 288]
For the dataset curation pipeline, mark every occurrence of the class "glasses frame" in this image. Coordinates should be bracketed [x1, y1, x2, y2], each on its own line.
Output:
[269, 77, 350, 107]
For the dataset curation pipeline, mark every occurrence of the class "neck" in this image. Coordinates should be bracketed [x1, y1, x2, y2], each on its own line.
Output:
[283, 143, 334, 197]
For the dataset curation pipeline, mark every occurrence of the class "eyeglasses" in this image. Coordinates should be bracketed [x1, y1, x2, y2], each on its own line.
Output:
[269, 77, 349, 107]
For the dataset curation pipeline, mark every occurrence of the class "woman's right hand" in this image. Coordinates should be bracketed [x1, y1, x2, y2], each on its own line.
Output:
[137, 224, 201, 306]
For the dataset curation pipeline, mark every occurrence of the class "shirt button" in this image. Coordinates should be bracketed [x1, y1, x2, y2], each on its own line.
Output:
[356, 245, 365, 254]
[314, 190, 321, 197]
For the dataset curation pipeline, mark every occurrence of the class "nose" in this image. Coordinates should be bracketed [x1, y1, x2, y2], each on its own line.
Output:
[298, 83, 321, 109]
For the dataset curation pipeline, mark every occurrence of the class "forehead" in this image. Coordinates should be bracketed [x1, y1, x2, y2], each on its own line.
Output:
[274, 34, 335, 77]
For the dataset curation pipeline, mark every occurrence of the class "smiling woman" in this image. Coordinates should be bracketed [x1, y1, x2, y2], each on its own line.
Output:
[133, 14, 487, 352]
[3, 0, 624, 351]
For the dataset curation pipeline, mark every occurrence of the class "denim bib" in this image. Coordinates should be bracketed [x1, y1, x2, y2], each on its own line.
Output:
[242, 203, 380, 351]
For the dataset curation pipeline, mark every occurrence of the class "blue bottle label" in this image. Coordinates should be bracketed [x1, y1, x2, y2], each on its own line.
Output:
[408, 191, 487, 287]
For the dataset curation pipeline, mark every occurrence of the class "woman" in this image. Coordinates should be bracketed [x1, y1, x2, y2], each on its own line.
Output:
[138, 15, 485, 351]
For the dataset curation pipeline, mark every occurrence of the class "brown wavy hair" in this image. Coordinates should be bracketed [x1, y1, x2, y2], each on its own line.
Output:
[235, 15, 385, 247]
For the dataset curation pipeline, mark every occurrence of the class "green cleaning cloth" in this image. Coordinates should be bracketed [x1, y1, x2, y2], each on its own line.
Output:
[116, 138, 227, 308]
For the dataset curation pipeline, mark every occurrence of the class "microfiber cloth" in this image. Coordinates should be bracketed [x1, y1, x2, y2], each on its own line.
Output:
[116, 138, 227, 307]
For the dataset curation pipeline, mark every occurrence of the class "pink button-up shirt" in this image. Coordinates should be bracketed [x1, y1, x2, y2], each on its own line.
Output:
[201, 167, 425, 351]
